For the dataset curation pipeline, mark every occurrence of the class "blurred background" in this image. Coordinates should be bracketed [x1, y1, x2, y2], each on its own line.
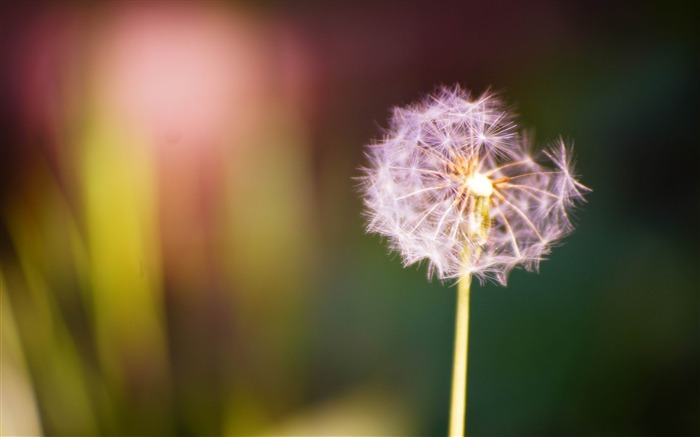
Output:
[1, 1, 698, 435]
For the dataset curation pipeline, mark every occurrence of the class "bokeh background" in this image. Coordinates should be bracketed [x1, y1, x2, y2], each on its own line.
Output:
[1, 1, 698, 436]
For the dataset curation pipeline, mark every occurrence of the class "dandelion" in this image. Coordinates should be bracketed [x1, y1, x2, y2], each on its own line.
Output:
[359, 85, 589, 436]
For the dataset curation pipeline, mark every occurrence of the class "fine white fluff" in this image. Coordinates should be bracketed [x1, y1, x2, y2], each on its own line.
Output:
[360, 85, 589, 285]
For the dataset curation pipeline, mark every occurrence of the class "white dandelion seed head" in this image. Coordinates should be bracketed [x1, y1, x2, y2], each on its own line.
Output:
[360, 85, 590, 285]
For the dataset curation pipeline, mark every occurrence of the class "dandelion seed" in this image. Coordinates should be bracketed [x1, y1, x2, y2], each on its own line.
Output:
[358, 84, 589, 437]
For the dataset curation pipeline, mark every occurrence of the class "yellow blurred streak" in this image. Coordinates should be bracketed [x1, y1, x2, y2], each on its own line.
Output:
[225, 125, 314, 299]
[223, 117, 316, 433]
[81, 118, 169, 405]
[1, 275, 43, 437]
[254, 384, 417, 437]
[3, 176, 98, 435]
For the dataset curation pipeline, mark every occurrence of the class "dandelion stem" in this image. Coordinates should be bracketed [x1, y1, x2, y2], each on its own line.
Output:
[449, 274, 471, 437]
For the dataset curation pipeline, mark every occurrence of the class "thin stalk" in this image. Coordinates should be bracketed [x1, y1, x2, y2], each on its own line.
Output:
[449, 274, 471, 437]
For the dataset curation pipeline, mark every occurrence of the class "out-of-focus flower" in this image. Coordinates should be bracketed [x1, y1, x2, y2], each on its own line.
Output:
[360, 85, 589, 284]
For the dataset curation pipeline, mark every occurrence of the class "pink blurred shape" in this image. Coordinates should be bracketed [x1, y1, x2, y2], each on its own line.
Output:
[98, 3, 268, 147]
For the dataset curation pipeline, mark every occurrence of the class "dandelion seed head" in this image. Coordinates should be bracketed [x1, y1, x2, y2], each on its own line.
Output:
[359, 85, 590, 285]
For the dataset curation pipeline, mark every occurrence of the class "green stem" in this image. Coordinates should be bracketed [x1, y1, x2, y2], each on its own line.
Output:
[449, 274, 471, 437]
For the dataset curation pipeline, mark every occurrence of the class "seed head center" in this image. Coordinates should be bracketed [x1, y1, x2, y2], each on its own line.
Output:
[466, 172, 493, 198]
